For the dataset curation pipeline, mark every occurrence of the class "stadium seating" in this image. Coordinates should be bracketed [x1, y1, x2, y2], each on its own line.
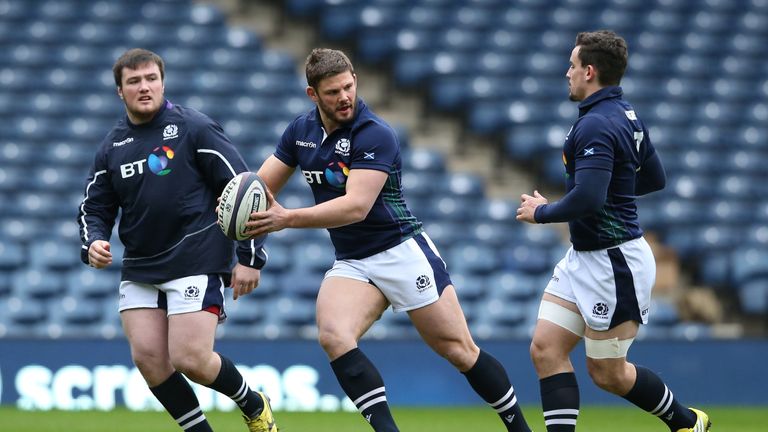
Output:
[3, 0, 759, 340]
[277, 0, 768, 324]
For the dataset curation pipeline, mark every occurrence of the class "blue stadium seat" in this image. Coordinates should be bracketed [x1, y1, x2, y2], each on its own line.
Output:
[463, 222, 519, 249]
[0, 240, 25, 271]
[30, 166, 87, 192]
[447, 244, 499, 275]
[730, 247, 768, 286]
[665, 175, 716, 201]
[284, 0, 324, 18]
[487, 271, 540, 301]
[519, 225, 563, 248]
[53, 296, 105, 325]
[273, 297, 316, 326]
[7, 295, 48, 326]
[737, 278, 768, 315]
[650, 297, 680, 326]
[401, 171, 440, 201]
[224, 295, 265, 326]
[475, 299, 527, 327]
[0, 0, 36, 22]
[669, 323, 712, 341]
[421, 221, 463, 249]
[29, 240, 82, 270]
[499, 245, 552, 274]
[473, 199, 518, 224]
[280, 271, 322, 299]
[0, 217, 42, 242]
[39, 141, 96, 167]
[505, 125, 550, 160]
[290, 241, 334, 274]
[318, 3, 363, 41]
[0, 272, 10, 298]
[66, 268, 118, 298]
[402, 148, 446, 173]
[450, 272, 486, 302]
[12, 268, 65, 299]
[715, 175, 758, 201]
[697, 251, 732, 288]
[440, 172, 485, 200]
[745, 224, 768, 246]
[426, 196, 477, 222]
[74, 22, 128, 46]
[52, 46, 112, 69]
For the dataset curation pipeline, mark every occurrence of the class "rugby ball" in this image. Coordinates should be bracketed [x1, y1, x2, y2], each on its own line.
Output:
[217, 172, 269, 241]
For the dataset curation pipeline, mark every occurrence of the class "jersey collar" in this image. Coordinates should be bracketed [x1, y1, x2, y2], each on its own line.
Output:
[578, 86, 623, 116]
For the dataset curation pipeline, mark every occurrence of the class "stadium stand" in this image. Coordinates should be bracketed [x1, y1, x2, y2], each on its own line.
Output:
[1, 0, 764, 339]
[276, 0, 767, 329]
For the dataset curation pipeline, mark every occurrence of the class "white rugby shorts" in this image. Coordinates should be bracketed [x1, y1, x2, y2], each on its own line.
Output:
[544, 237, 655, 331]
[324, 232, 453, 312]
[119, 274, 226, 319]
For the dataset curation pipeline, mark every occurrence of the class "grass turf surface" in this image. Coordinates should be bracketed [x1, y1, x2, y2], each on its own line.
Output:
[2, 406, 764, 431]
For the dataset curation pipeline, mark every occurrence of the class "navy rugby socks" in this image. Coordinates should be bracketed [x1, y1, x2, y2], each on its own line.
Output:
[330, 348, 399, 432]
[540, 372, 580, 432]
[623, 365, 697, 431]
[463, 350, 531, 432]
[150, 371, 213, 432]
[208, 353, 265, 419]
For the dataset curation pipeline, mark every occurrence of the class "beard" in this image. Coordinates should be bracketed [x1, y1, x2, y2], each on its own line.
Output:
[319, 99, 355, 125]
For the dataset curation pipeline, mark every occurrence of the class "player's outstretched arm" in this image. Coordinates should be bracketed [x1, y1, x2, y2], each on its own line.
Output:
[245, 168, 388, 237]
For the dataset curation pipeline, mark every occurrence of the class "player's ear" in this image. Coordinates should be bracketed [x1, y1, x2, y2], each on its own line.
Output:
[306, 86, 318, 102]
[586, 64, 597, 82]
[117, 86, 124, 100]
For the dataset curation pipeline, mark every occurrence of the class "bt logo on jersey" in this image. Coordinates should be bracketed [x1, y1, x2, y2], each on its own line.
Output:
[147, 146, 174, 176]
[119, 146, 175, 178]
[120, 159, 147, 178]
[300, 162, 349, 189]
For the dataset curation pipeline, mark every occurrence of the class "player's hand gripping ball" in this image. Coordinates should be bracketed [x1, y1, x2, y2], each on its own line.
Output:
[217, 172, 269, 241]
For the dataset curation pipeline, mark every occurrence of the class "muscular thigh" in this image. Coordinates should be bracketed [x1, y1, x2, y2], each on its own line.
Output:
[408, 285, 472, 346]
[121, 308, 169, 356]
[168, 311, 219, 355]
[316, 276, 389, 340]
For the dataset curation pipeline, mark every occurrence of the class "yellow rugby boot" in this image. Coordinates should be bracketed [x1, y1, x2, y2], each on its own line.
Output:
[244, 392, 277, 432]
[676, 408, 711, 432]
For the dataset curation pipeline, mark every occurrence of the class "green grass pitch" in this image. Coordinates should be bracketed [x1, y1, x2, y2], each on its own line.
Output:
[1, 405, 764, 431]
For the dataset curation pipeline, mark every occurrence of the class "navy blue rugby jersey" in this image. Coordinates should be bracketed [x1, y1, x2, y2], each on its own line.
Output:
[78, 100, 266, 284]
[557, 86, 659, 251]
[274, 99, 422, 259]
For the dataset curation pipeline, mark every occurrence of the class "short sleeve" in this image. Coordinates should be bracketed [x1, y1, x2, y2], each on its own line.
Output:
[349, 122, 398, 173]
[274, 120, 299, 167]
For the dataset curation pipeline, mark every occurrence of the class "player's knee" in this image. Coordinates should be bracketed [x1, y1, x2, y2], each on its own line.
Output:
[434, 339, 479, 370]
[586, 360, 624, 394]
[317, 324, 354, 356]
[131, 350, 173, 383]
[169, 346, 207, 379]
[530, 337, 556, 367]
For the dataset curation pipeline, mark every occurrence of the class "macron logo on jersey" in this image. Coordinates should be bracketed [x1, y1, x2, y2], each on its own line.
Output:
[113, 137, 134, 147]
[295, 140, 317, 148]
[625, 110, 637, 120]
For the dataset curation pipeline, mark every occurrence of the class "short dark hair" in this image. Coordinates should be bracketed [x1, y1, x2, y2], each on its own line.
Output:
[113, 48, 165, 88]
[575, 30, 628, 86]
[304, 48, 354, 89]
